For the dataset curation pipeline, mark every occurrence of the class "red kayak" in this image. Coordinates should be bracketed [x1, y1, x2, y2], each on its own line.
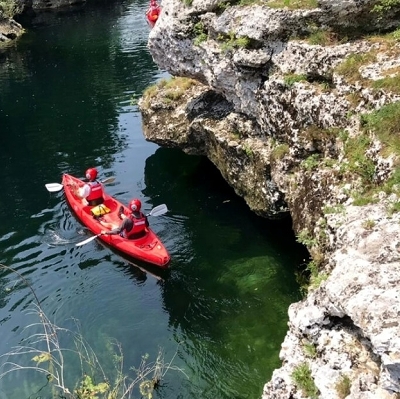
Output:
[47, 174, 171, 268]
[146, 0, 161, 27]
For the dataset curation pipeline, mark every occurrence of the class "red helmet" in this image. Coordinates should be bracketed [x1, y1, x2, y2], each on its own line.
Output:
[129, 198, 141, 212]
[85, 168, 98, 181]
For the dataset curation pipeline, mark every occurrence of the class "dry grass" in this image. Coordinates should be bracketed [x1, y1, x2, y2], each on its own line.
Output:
[267, 0, 318, 10]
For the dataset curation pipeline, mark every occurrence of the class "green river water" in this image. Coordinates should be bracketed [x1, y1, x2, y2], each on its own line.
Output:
[0, 1, 307, 398]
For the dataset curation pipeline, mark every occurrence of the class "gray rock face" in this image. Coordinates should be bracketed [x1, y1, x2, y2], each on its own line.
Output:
[141, 0, 400, 396]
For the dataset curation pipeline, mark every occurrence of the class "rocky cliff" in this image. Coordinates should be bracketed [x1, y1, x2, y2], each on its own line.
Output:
[140, 0, 400, 397]
[0, 0, 86, 43]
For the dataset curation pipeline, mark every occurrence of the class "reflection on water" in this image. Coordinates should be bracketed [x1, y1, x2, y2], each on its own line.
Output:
[0, 2, 307, 398]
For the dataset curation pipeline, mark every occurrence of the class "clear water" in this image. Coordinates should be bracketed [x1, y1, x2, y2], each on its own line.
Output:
[0, 2, 306, 398]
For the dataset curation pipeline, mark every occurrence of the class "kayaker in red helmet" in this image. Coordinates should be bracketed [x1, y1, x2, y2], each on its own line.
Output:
[73, 167, 105, 206]
[146, 0, 161, 24]
[100, 198, 149, 239]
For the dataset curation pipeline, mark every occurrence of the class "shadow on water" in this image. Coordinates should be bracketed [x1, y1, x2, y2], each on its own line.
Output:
[78, 239, 171, 282]
[141, 147, 309, 398]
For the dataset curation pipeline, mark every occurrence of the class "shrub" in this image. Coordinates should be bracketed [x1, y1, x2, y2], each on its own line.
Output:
[0, 0, 22, 19]
[372, 0, 400, 18]
[291, 363, 319, 399]
[301, 154, 320, 171]
[296, 229, 317, 247]
[218, 31, 251, 52]
[193, 21, 208, 45]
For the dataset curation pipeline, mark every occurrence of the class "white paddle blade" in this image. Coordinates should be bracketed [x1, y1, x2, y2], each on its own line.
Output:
[75, 234, 101, 247]
[101, 176, 116, 184]
[148, 204, 168, 217]
[45, 183, 64, 192]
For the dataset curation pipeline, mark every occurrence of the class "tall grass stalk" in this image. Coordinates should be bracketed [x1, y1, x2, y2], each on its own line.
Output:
[0, 264, 186, 399]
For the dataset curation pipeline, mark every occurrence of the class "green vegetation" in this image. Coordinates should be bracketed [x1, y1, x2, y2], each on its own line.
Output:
[217, 31, 251, 52]
[216, 1, 231, 13]
[335, 52, 376, 84]
[362, 219, 376, 230]
[243, 143, 254, 157]
[301, 154, 320, 171]
[0, 0, 22, 19]
[303, 126, 340, 142]
[372, 0, 400, 17]
[323, 204, 345, 215]
[296, 229, 317, 247]
[391, 28, 400, 41]
[352, 192, 378, 206]
[291, 363, 319, 399]
[271, 143, 290, 160]
[331, 102, 400, 209]
[342, 134, 375, 185]
[230, 130, 241, 140]
[308, 29, 341, 46]
[340, 102, 400, 209]
[193, 21, 208, 45]
[335, 37, 400, 93]
[141, 77, 199, 108]
[303, 341, 317, 358]
[306, 260, 328, 290]
[335, 374, 352, 399]
[268, 0, 318, 10]
[389, 200, 400, 214]
[283, 73, 307, 87]
[361, 102, 400, 157]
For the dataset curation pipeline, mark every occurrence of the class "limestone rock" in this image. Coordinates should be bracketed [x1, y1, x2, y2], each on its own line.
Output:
[141, 0, 400, 396]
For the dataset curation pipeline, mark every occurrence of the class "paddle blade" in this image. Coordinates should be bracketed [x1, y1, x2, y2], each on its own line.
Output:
[75, 234, 101, 247]
[148, 204, 168, 217]
[101, 176, 116, 184]
[45, 183, 64, 192]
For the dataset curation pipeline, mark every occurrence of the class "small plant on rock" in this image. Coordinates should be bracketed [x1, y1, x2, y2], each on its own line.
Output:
[271, 143, 290, 161]
[283, 73, 307, 87]
[303, 341, 317, 358]
[193, 21, 208, 45]
[296, 229, 317, 247]
[362, 219, 376, 230]
[335, 374, 351, 399]
[291, 362, 319, 399]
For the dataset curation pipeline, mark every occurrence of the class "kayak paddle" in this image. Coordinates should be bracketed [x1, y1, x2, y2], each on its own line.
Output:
[45, 176, 116, 193]
[75, 233, 103, 247]
[74, 204, 168, 247]
[146, 203, 168, 217]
